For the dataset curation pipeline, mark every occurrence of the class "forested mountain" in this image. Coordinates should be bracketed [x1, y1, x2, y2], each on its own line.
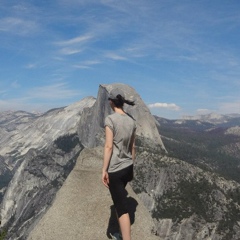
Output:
[155, 115, 240, 183]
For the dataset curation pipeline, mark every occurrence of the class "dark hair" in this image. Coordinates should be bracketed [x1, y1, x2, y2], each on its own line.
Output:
[110, 94, 135, 108]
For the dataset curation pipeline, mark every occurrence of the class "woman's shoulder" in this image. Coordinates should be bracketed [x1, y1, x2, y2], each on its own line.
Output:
[106, 112, 136, 124]
[105, 112, 117, 120]
[105, 113, 118, 124]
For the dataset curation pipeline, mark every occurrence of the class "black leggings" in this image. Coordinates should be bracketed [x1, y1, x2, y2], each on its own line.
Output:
[108, 164, 133, 218]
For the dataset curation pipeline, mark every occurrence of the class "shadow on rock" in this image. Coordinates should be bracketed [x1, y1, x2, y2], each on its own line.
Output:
[106, 196, 138, 239]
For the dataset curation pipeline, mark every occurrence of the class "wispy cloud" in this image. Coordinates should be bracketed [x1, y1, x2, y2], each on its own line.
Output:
[0, 17, 38, 35]
[25, 63, 37, 69]
[27, 82, 80, 100]
[105, 53, 127, 61]
[73, 65, 90, 69]
[59, 48, 83, 55]
[0, 81, 81, 112]
[73, 60, 101, 69]
[148, 103, 181, 111]
[54, 34, 93, 57]
[55, 34, 94, 46]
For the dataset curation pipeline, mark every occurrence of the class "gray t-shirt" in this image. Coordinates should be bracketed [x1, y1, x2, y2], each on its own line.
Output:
[104, 112, 136, 173]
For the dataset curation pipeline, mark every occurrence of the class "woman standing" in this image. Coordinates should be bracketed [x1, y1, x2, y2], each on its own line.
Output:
[102, 88, 136, 240]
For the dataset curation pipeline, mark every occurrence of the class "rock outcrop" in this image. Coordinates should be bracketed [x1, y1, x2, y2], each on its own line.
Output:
[0, 98, 95, 240]
[1, 134, 82, 240]
[78, 83, 166, 153]
[0, 97, 95, 163]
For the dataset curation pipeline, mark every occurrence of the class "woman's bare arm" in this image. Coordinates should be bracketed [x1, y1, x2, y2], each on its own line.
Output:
[102, 126, 113, 187]
[130, 130, 136, 162]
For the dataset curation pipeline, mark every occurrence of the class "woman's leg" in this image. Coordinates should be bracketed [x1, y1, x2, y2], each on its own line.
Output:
[108, 165, 133, 239]
[119, 213, 131, 240]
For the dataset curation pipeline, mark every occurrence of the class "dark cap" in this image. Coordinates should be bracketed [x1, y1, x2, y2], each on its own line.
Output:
[108, 88, 125, 100]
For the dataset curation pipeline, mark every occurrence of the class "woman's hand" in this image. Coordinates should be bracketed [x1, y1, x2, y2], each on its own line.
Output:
[102, 170, 109, 188]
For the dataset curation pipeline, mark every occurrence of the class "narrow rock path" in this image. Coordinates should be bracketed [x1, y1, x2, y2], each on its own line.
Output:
[28, 148, 159, 240]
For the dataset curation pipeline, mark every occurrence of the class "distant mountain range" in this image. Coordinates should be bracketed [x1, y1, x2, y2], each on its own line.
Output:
[155, 114, 240, 183]
[182, 113, 240, 125]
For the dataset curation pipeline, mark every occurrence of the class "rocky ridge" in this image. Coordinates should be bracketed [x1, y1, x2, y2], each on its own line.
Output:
[0, 97, 95, 163]
[27, 147, 159, 240]
[78, 83, 167, 153]
[0, 98, 95, 239]
[0, 83, 240, 239]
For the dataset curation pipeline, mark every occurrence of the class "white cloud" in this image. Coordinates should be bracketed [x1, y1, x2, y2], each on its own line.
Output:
[55, 34, 93, 46]
[105, 53, 127, 61]
[0, 17, 38, 35]
[55, 34, 93, 57]
[82, 60, 100, 65]
[148, 103, 181, 111]
[73, 65, 90, 69]
[73, 60, 101, 69]
[59, 47, 83, 55]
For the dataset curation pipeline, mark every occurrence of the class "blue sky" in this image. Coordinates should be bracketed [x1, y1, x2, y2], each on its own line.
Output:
[0, 0, 240, 119]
